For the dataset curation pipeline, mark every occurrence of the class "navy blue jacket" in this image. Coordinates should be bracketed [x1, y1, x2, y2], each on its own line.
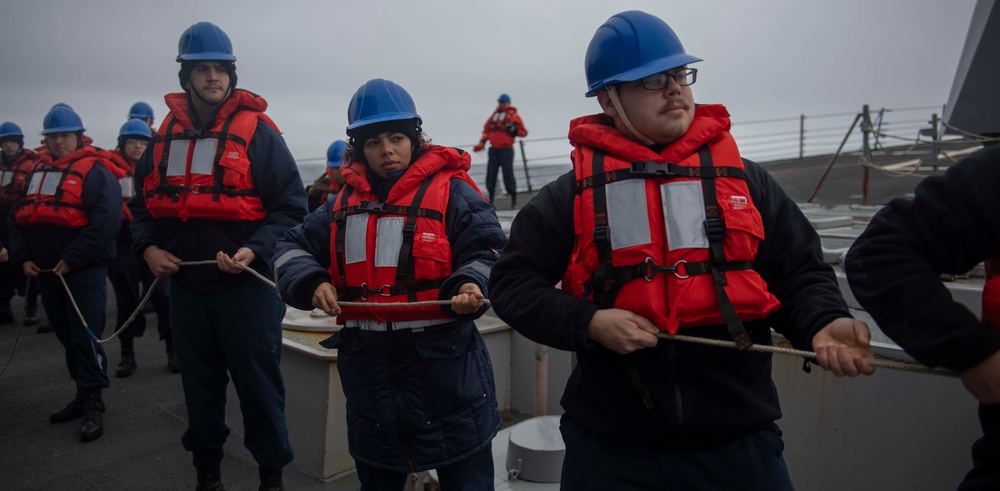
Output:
[847, 145, 1000, 372]
[128, 120, 307, 293]
[489, 160, 850, 448]
[8, 156, 120, 271]
[272, 163, 507, 472]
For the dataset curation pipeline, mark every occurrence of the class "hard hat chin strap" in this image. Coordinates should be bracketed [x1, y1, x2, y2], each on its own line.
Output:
[606, 86, 656, 146]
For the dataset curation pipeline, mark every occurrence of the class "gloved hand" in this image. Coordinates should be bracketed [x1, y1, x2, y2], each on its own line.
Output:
[473, 143, 485, 152]
[506, 123, 519, 137]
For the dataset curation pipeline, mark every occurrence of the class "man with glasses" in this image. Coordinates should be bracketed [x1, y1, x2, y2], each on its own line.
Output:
[489, 10, 875, 490]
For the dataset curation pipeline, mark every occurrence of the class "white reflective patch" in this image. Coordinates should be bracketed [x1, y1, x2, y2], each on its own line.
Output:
[120, 176, 133, 198]
[25, 173, 43, 195]
[40, 172, 60, 196]
[661, 181, 708, 251]
[0, 171, 13, 187]
[166, 140, 190, 177]
[375, 217, 404, 268]
[606, 179, 650, 250]
[191, 139, 218, 175]
[345, 214, 369, 264]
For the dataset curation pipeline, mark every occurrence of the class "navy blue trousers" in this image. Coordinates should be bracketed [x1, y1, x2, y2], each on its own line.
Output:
[958, 403, 1000, 490]
[486, 147, 516, 198]
[171, 279, 293, 469]
[355, 443, 494, 491]
[37, 266, 109, 389]
[559, 417, 794, 491]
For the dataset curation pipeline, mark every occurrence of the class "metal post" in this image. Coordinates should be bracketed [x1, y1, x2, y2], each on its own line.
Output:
[931, 113, 940, 175]
[518, 139, 533, 194]
[799, 114, 805, 159]
[806, 113, 862, 203]
[861, 104, 872, 205]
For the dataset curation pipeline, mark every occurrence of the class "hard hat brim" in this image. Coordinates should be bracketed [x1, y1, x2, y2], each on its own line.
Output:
[42, 126, 86, 135]
[176, 53, 238, 62]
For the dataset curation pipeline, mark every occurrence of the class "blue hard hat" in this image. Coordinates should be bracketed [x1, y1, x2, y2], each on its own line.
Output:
[346, 78, 422, 136]
[128, 102, 154, 120]
[584, 10, 702, 97]
[51, 102, 74, 112]
[119, 119, 152, 140]
[42, 106, 85, 134]
[327, 140, 347, 168]
[177, 22, 236, 62]
[0, 122, 23, 139]
[498, 93, 511, 102]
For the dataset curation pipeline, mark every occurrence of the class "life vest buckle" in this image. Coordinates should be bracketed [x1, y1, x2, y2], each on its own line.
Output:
[630, 160, 675, 179]
[642, 258, 691, 281]
[703, 218, 725, 241]
[183, 128, 207, 139]
[593, 226, 609, 245]
[358, 200, 387, 213]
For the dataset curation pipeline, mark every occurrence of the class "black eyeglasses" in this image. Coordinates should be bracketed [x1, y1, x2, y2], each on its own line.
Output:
[640, 68, 698, 90]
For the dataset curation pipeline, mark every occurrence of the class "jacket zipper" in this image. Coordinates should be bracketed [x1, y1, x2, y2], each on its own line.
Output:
[668, 342, 684, 446]
[386, 322, 417, 474]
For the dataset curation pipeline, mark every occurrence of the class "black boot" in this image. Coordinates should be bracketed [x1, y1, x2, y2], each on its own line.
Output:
[50, 391, 84, 423]
[116, 339, 137, 378]
[24, 295, 39, 327]
[258, 467, 284, 491]
[79, 388, 104, 442]
[193, 448, 225, 491]
[165, 337, 181, 373]
[0, 299, 14, 325]
[195, 465, 225, 491]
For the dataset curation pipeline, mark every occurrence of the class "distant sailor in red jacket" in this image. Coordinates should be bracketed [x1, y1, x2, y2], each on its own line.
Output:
[473, 93, 527, 208]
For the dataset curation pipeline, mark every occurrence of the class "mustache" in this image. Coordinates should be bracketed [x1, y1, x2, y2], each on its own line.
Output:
[659, 99, 691, 113]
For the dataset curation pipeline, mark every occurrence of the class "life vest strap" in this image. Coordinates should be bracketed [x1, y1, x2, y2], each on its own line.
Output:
[340, 279, 444, 301]
[576, 160, 747, 193]
[153, 184, 259, 201]
[333, 200, 444, 223]
[698, 146, 752, 350]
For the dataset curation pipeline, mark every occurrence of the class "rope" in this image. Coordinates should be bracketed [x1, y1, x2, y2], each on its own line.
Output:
[657, 332, 954, 377]
[0, 259, 953, 380]
[0, 278, 30, 378]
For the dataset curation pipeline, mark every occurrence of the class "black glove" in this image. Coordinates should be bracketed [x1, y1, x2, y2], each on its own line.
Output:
[506, 123, 519, 137]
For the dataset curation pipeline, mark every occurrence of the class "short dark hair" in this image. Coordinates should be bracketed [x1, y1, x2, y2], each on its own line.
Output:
[344, 119, 430, 166]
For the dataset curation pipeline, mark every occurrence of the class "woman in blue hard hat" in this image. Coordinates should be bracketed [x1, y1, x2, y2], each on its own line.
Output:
[102, 119, 177, 378]
[0, 121, 42, 328]
[306, 140, 348, 211]
[273, 78, 507, 490]
[9, 106, 121, 443]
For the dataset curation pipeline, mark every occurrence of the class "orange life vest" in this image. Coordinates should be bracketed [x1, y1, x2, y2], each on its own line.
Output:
[144, 89, 279, 221]
[481, 106, 526, 149]
[0, 148, 39, 206]
[14, 146, 111, 227]
[329, 146, 481, 323]
[983, 257, 1000, 329]
[101, 149, 135, 221]
[561, 106, 780, 343]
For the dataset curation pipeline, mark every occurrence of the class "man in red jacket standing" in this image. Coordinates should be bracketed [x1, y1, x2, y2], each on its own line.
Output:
[473, 93, 527, 208]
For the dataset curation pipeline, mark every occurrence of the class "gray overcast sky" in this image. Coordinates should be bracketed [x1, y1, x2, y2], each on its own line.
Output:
[0, 0, 978, 168]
